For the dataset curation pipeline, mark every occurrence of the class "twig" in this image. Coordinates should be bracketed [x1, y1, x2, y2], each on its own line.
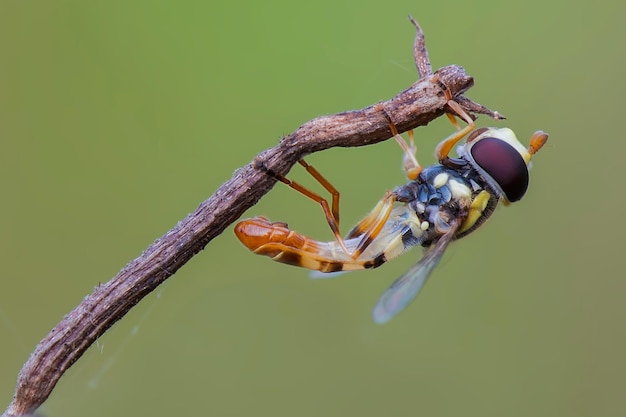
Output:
[409, 15, 431, 78]
[2, 17, 501, 417]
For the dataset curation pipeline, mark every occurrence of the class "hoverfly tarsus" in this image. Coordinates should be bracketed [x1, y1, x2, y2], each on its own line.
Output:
[235, 99, 548, 323]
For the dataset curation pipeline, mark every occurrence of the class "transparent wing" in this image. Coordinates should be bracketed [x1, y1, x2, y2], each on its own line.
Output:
[372, 220, 460, 324]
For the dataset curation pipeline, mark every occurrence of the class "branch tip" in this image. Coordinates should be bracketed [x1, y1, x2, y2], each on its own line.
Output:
[455, 96, 505, 120]
[409, 15, 432, 78]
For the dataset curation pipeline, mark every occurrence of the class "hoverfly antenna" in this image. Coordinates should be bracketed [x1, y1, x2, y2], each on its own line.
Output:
[528, 131, 549, 156]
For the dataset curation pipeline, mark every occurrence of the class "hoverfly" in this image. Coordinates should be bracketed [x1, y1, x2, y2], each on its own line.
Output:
[235, 99, 548, 323]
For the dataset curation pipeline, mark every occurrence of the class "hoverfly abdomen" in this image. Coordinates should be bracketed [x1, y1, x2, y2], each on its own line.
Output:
[234, 217, 307, 257]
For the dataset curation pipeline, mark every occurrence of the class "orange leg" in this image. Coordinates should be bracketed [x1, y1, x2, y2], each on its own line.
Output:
[350, 191, 397, 259]
[346, 195, 391, 239]
[297, 160, 340, 223]
[388, 121, 422, 180]
[255, 159, 348, 255]
[381, 106, 423, 180]
[431, 83, 480, 161]
[434, 99, 476, 162]
[445, 112, 462, 130]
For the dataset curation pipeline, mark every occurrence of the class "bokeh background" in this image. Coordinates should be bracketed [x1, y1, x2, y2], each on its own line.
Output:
[1, 1, 625, 416]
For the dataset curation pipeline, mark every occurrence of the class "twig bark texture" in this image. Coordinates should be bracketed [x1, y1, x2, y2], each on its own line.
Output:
[3, 17, 500, 417]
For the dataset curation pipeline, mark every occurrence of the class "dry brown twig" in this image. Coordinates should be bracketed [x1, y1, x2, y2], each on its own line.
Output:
[2, 16, 502, 417]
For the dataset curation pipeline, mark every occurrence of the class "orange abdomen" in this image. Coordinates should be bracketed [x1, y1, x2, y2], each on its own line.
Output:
[234, 216, 375, 272]
[234, 216, 317, 258]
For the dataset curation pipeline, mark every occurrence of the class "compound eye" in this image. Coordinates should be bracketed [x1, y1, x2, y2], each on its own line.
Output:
[470, 137, 529, 202]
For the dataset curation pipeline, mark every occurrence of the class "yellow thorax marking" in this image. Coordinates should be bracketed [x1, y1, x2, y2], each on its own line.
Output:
[459, 191, 491, 234]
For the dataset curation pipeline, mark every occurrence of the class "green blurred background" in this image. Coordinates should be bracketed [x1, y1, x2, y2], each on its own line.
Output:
[1, 0, 625, 416]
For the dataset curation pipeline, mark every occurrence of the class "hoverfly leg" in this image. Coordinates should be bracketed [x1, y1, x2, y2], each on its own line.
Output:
[403, 130, 422, 180]
[385, 119, 423, 180]
[255, 159, 350, 256]
[434, 100, 476, 162]
[432, 85, 477, 162]
[446, 99, 475, 126]
[297, 160, 341, 224]
[440, 83, 475, 127]
[445, 113, 462, 131]
[349, 191, 397, 260]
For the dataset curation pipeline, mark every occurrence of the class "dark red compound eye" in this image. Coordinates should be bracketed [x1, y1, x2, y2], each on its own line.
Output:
[470, 137, 529, 202]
